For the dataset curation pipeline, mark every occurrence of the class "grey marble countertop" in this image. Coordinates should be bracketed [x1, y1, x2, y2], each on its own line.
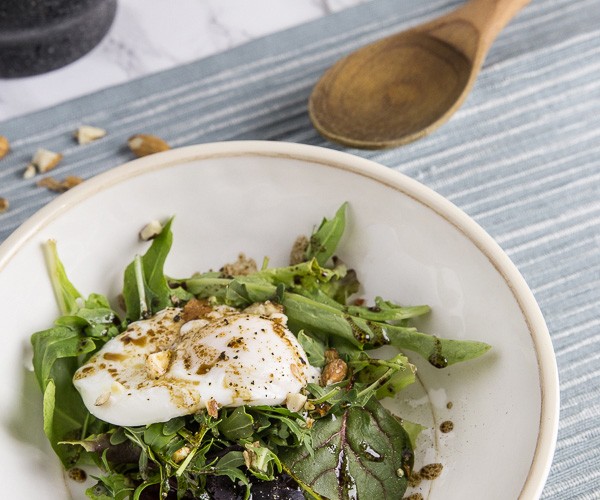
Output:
[0, 0, 367, 121]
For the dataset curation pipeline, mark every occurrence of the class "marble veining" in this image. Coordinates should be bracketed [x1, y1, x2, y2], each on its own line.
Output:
[0, 0, 369, 121]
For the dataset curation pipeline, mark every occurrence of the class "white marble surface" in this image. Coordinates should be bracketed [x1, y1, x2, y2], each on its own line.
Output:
[0, 0, 368, 122]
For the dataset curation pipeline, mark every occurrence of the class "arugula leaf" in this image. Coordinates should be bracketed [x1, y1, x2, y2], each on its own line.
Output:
[280, 398, 413, 499]
[243, 441, 282, 481]
[250, 406, 312, 451]
[32, 243, 123, 467]
[318, 259, 360, 304]
[297, 331, 327, 368]
[346, 296, 430, 322]
[282, 292, 491, 367]
[256, 258, 342, 287]
[302, 352, 414, 417]
[86, 473, 135, 500]
[350, 352, 416, 400]
[305, 203, 347, 265]
[122, 218, 175, 321]
[218, 407, 255, 441]
[213, 451, 250, 498]
[31, 326, 99, 466]
[401, 420, 426, 450]
[56, 308, 119, 341]
[186, 275, 491, 367]
[43, 239, 83, 316]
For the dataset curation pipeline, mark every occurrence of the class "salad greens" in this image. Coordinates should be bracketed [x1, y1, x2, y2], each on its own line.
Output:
[31, 204, 491, 499]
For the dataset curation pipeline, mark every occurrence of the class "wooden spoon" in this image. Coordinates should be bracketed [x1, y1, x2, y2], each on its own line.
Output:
[309, 0, 530, 149]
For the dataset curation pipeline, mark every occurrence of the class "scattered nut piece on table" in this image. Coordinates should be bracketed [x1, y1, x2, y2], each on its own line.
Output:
[128, 134, 170, 157]
[31, 148, 63, 173]
[0, 136, 10, 159]
[0, 197, 9, 213]
[37, 176, 83, 193]
[23, 164, 36, 179]
[74, 125, 107, 145]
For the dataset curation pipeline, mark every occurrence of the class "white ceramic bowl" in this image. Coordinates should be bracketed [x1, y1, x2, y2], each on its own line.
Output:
[0, 141, 558, 499]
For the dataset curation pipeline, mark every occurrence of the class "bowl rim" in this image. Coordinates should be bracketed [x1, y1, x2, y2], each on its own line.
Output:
[0, 140, 559, 498]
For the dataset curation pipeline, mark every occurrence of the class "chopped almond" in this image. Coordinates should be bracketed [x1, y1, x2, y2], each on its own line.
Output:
[128, 134, 170, 157]
[0, 197, 8, 213]
[32, 148, 62, 173]
[182, 298, 213, 322]
[74, 125, 107, 145]
[0, 136, 9, 159]
[37, 175, 83, 193]
[139, 220, 163, 241]
[206, 398, 219, 418]
[220, 253, 257, 277]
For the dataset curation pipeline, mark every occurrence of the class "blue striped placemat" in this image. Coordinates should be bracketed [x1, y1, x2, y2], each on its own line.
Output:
[1, 0, 599, 497]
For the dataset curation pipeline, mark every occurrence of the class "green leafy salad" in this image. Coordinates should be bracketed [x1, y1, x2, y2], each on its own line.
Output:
[31, 203, 491, 499]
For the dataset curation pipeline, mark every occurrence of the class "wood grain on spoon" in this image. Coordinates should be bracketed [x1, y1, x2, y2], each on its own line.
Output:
[309, 0, 531, 149]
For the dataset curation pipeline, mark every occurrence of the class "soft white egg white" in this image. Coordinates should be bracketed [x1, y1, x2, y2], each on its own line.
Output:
[73, 303, 320, 426]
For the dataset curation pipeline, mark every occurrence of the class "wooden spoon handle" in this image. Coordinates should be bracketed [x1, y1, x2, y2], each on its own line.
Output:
[424, 0, 530, 63]
[460, 0, 531, 42]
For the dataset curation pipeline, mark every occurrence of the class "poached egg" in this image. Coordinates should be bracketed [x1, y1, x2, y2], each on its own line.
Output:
[73, 301, 319, 426]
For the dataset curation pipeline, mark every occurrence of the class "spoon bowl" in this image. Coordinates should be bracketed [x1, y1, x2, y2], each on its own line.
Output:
[309, 0, 530, 149]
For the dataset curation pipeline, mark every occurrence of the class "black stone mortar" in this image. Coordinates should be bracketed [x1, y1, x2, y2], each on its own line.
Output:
[0, 0, 117, 78]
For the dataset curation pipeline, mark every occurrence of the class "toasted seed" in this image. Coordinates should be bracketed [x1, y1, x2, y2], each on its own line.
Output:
[67, 467, 87, 483]
[0, 197, 8, 213]
[440, 420, 454, 433]
[419, 463, 444, 480]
